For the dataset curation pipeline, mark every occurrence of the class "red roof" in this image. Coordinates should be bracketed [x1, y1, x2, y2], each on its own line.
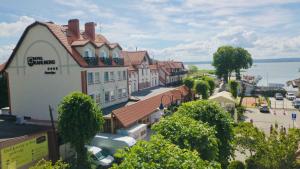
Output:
[112, 86, 189, 127]
[122, 51, 149, 66]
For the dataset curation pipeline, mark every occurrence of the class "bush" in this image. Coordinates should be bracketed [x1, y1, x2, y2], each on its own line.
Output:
[30, 159, 69, 169]
[228, 160, 245, 169]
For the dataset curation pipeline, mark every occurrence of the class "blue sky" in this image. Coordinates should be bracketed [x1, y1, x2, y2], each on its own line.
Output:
[1, 0, 300, 63]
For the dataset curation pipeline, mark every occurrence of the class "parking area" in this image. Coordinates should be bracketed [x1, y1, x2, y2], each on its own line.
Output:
[269, 97, 296, 110]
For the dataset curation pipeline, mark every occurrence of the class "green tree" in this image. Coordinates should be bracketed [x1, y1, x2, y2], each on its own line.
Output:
[234, 122, 265, 156]
[228, 160, 245, 169]
[194, 80, 209, 99]
[232, 47, 252, 80]
[183, 77, 195, 100]
[152, 114, 219, 161]
[203, 76, 215, 95]
[0, 74, 8, 108]
[30, 159, 69, 169]
[212, 46, 235, 83]
[229, 80, 239, 98]
[175, 100, 234, 168]
[188, 65, 199, 74]
[58, 92, 104, 168]
[112, 135, 221, 169]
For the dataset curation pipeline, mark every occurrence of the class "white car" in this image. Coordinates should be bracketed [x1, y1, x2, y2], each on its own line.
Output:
[85, 145, 114, 167]
[286, 92, 296, 100]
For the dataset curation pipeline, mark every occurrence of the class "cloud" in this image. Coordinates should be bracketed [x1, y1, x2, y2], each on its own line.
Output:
[0, 44, 14, 64]
[0, 16, 35, 37]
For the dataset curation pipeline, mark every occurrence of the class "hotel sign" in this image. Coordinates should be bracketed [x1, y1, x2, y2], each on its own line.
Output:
[27, 57, 58, 74]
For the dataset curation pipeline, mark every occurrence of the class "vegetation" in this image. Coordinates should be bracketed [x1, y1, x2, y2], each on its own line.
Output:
[188, 65, 199, 74]
[236, 105, 246, 121]
[228, 160, 245, 169]
[203, 76, 216, 95]
[30, 159, 69, 169]
[58, 92, 104, 169]
[0, 74, 8, 108]
[212, 46, 252, 83]
[183, 77, 195, 100]
[229, 80, 239, 98]
[112, 135, 221, 169]
[175, 100, 234, 168]
[152, 114, 219, 161]
[194, 80, 209, 99]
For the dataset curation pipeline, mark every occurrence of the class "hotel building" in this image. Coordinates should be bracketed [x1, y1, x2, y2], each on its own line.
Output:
[0, 19, 129, 122]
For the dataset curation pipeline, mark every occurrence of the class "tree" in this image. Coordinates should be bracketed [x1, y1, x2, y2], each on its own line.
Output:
[58, 92, 104, 168]
[30, 159, 69, 169]
[0, 74, 8, 108]
[232, 47, 252, 80]
[152, 114, 219, 161]
[194, 80, 209, 99]
[183, 77, 194, 100]
[228, 161, 245, 169]
[203, 76, 215, 95]
[212, 46, 235, 83]
[233, 122, 265, 156]
[188, 65, 199, 74]
[175, 100, 234, 168]
[229, 80, 239, 98]
[112, 135, 221, 169]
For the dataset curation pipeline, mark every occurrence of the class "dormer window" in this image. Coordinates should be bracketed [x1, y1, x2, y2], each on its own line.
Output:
[100, 50, 108, 58]
[112, 51, 119, 58]
[84, 48, 92, 57]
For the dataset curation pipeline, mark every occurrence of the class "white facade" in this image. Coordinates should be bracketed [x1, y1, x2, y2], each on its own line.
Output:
[129, 71, 138, 93]
[4, 23, 128, 121]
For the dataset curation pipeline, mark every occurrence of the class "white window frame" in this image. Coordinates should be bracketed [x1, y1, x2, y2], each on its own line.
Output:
[88, 72, 94, 85]
[100, 49, 108, 58]
[95, 72, 100, 84]
[84, 48, 93, 58]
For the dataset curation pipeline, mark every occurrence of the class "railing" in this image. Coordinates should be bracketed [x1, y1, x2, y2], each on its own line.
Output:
[83, 57, 98, 66]
[170, 70, 188, 76]
[99, 57, 112, 65]
[113, 57, 124, 65]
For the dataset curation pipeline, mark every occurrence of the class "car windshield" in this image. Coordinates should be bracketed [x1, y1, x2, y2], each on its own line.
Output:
[94, 151, 106, 160]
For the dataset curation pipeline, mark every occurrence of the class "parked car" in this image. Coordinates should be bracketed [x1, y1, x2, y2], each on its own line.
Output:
[275, 93, 284, 100]
[286, 92, 296, 100]
[259, 104, 270, 113]
[85, 145, 114, 167]
[293, 99, 300, 109]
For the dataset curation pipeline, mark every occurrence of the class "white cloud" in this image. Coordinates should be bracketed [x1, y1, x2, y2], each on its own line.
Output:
[0, 44, 14, 64]
[0, 16, 35, 37]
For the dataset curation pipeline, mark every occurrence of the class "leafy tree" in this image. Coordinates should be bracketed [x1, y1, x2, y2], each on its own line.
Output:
[233, 122, 265, 156]
[30, 159, 69, 169]
[152, 114, 219, 161]
[194, 80, 209, 99]
[183, 77, 194, 100]
[232, 47, 252, 80]
[175, 100, 234, 168]
[0, 74, 8, 108]
[188, 65, 199, 74]
[58, 92, 104, 168]
[228, 160, 245, 169]
[112, 135, 221, 169]
[229, 80, 239, 98]
[212, 46, 235, 83]
[203, 76, 215, 95]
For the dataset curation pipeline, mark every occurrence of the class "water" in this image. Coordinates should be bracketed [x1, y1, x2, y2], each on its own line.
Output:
[186, 62, 300, 86]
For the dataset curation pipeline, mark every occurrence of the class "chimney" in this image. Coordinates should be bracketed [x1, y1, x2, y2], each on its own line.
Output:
[85, 22, 96, 41]
[68, 19, 80, 39]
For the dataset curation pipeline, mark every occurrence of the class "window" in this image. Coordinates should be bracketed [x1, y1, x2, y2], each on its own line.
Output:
[118, 89, 122, 99]
[100, 50, 108, 58]
[95, 72, 100, 83]
[95, 93, 100, 104]
[141, 69, 144, 76]
[118, 71, 122, 81]
[88, 72, 94, 85]
[110, 72, 114, 81]
[110, 91, 115, 100]
[123, 71, 127, 80]
[112, 51, 119, 58]
[122, 89, 127, 97]
[105, 91, 110, 102]
[104, 72, 109, 82]
[89, 94, 94, 100]
[84, 48, 92, 57]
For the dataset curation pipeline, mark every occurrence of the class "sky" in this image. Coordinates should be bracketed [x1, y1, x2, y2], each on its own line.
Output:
[1, 0, 300, 63]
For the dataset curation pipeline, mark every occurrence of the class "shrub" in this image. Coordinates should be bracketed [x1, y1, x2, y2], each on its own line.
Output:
[228, 160, 245, 169]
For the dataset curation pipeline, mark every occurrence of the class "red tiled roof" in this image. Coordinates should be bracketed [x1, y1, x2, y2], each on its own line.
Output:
[112, 86, 189, 127]
[122, 51, 149, 66]
[149, 64, 157, 70]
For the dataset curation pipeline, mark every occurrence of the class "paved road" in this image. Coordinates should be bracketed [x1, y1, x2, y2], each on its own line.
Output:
[269, 97, 295, 110]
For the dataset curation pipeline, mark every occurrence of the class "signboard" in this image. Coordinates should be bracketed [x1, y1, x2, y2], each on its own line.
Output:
[1, 133, 48, 169]
[292, 112, 297, 120]
[27, 56, 58, 75]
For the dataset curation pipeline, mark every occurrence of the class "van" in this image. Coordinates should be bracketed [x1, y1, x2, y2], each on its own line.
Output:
[90, 133, 136, 154]
[85, 145, 114, 167]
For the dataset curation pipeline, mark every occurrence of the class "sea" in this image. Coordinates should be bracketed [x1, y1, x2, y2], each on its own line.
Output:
[186, 62, 300, 87]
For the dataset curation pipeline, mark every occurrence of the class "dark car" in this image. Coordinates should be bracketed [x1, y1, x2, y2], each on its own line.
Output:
[275, 93, 283, 100]
[260, 104, 270, 113]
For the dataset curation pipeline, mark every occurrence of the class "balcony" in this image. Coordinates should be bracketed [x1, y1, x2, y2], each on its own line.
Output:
[99, 57, 112, 65]
[113, 57, 124, 65]
[83, 57, 98, 66]
[170, 70, 188, 76]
